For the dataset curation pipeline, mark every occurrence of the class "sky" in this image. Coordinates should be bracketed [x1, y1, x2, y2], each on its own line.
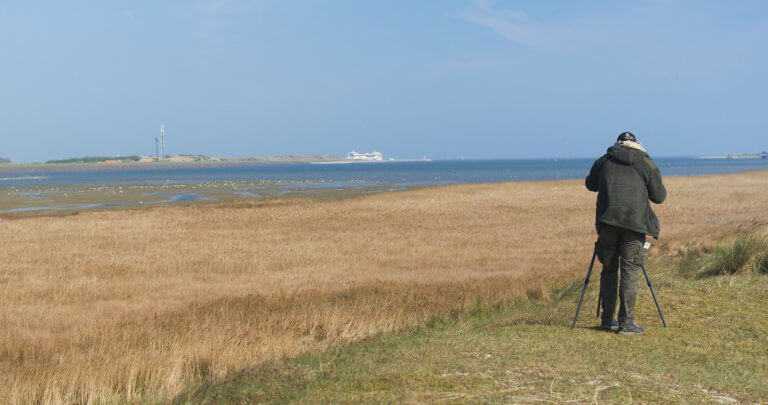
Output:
[1, 1, 767, 162]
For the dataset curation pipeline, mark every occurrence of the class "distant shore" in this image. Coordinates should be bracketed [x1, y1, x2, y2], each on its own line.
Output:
[0, 155, 344, 174]
[698, 152, 767, 159]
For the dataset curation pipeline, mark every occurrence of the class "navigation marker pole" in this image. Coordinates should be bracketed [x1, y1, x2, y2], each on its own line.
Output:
[160, 124, 166, 160]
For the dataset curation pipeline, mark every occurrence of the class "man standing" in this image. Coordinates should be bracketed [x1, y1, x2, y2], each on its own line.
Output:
[585, 132, 666, 335]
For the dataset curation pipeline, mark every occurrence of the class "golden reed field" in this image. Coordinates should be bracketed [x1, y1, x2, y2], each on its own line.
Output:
[2, 171, 768, 403]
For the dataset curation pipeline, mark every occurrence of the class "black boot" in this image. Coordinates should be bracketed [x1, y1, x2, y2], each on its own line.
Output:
[619, 322, 644, 335]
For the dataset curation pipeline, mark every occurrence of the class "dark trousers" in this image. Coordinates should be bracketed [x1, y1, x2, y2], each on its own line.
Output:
[597, 224, 646, 325]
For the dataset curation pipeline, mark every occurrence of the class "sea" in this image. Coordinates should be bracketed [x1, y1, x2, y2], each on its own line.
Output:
[1, 157, 767, 213]
[2, 157, 768, 188]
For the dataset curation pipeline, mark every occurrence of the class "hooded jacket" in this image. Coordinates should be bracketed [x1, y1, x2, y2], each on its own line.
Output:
[585, 141, 667, 238]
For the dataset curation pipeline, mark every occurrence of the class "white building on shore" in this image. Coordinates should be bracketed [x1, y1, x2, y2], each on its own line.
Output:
[346, 151, 383, 161]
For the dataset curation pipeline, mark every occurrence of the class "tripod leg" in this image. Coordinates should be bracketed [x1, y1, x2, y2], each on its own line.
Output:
[642, 265, 667, 327]
[571, 250, 597, 329]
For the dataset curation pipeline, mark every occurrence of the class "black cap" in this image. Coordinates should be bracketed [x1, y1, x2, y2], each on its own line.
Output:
[617, 132, 637, 142]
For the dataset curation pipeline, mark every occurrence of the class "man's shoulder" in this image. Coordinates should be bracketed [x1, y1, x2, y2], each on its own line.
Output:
[642, 156, 659, 171]
[593, 154, 610, 166]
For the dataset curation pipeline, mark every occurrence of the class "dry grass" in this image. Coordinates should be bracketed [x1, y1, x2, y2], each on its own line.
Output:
[1, 171, 768, 403]
[186, 233, 768, 403]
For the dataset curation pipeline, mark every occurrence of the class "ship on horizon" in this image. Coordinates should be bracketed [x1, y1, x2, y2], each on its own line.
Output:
[310, 151, 430, 164]
[346, 151, 384, 161]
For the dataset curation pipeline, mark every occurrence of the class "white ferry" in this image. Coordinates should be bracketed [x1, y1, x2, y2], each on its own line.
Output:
[310, 151, 429, 164]
[346, 151, 383, 161]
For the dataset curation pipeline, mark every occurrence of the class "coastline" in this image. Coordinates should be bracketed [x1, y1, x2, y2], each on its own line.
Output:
[2, 168, 768, 217]
[0, 156, 434, 174]
[0, 156, 344, 174]
[697, 153, 768, 159]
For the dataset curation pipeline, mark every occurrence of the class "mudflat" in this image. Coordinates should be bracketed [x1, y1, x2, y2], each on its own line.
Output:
[1, 171, 767, 403]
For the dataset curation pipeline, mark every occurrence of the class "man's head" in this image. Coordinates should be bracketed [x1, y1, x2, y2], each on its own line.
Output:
[617, 132, 637, 143]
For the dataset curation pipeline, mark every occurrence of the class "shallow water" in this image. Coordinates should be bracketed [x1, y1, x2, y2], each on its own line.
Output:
[1, 158, 766, 214]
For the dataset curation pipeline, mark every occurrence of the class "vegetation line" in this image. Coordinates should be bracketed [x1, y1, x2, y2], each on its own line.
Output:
[45, 155, 141, 164]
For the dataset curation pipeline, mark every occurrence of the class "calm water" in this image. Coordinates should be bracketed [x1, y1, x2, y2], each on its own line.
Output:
[1, 158, 766, 213]
[2, 158, 768, 188]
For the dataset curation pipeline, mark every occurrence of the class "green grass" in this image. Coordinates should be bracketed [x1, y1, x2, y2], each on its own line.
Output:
[176, 233, 768, 404]
[677, 227, 768, 278]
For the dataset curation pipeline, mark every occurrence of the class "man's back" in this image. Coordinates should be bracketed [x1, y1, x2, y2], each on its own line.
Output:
[586, 140, 666, 238]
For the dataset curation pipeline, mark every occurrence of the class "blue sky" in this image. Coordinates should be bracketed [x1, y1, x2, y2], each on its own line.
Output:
[1, 1, 766, 162]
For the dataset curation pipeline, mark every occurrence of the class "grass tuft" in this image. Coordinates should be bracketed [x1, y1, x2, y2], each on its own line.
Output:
[703, 230, 768, 275]
[670, 228, 768, 278]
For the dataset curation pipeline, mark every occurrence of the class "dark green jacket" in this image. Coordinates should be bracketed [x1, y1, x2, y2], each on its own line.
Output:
[585, 144, 667, 238]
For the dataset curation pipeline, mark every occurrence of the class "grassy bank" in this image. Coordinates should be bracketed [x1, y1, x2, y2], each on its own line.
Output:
[180, 229, 768, 403]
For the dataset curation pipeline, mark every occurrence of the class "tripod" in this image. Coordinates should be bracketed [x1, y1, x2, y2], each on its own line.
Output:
[571, 241, 667, 329]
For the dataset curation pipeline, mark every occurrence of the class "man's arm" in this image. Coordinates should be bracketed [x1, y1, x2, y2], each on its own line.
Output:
[585, 156, 605, 192]
[644, 157, 666, 204]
